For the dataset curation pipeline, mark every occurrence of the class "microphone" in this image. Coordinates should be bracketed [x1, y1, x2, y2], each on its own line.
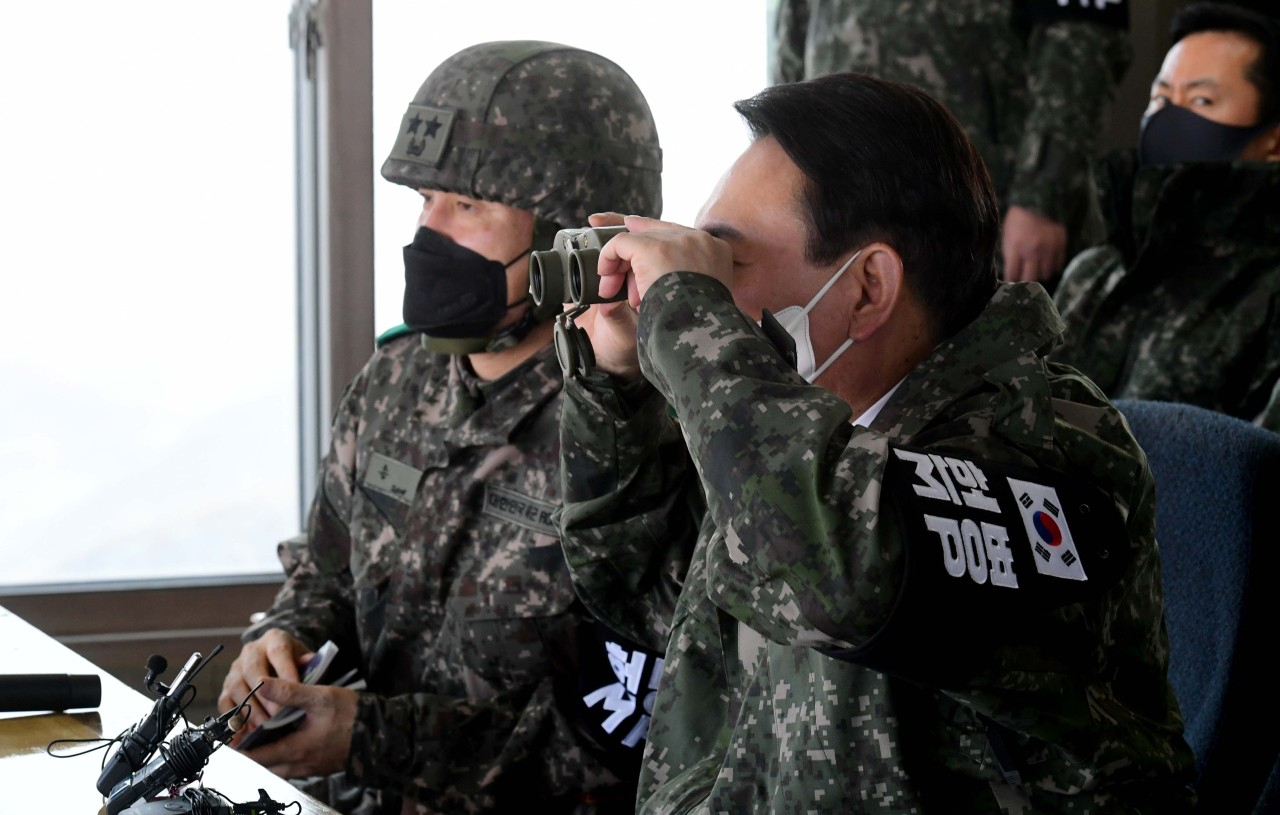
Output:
[0, 673, 101, 712]
[104, 706, 243, 815]
[95, 645, 224, 796]
[142, 655, 167, 693]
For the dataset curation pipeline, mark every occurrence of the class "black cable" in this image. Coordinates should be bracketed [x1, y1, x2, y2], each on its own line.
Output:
[181, 786, 230, 815]
[155, 728, 211, 784]
[45, 735, 115, 758]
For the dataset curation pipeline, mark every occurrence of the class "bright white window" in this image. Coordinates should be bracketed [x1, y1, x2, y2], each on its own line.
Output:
[371, 1, 770, 331]
[0, 2, 299, 585]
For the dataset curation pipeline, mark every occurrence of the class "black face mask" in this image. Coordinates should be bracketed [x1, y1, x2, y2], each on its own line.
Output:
[1138, 104, 1272, 167]
[401, 226, 530, 339]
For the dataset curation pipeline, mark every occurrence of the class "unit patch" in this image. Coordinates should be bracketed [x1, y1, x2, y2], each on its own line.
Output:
[362, 452, 423, 506]
[387, 104, 455, 168]
[826, 445, 1131, 680]
[884, 445, 1128, 607]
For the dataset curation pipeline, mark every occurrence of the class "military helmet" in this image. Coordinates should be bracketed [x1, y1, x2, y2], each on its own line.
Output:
[381, 40, 663, 227]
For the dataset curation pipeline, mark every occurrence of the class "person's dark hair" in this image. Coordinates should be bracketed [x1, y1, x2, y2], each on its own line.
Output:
[1171, 2, 1280, 124]
[733, 73, 999, 341]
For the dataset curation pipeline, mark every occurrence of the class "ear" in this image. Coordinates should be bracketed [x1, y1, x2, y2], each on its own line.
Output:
[847, 242, 905, 341]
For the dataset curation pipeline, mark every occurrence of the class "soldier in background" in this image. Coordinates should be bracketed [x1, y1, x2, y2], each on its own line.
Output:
[770, 0, 1132, 285]
[216, 41, 665, 814]
[555, 72, 1194, 812]
[1051, 2, 1280, 431]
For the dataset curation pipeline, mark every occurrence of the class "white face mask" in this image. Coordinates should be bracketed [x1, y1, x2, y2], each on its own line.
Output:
[772, 249, 860, 383]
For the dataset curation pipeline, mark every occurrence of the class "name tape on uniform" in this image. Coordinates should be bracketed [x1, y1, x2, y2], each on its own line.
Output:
[482, 484, 559, 537]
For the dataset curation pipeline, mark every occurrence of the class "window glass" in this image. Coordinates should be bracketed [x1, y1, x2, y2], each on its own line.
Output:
[372, 1, 769, 331]
[0, 2, 299, 585]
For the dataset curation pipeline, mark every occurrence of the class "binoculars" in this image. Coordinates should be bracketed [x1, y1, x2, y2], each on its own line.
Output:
[529, 226, 628, 307]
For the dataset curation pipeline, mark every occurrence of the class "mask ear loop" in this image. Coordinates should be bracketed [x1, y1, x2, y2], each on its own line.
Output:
[809, 338, 853, 382]
[799, 249, 861, 382]
[501, 246, 534, 309]
[802, 248, 861, 314]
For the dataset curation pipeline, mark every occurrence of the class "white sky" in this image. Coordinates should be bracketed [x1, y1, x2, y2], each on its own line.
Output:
[0, 1, 767, 585]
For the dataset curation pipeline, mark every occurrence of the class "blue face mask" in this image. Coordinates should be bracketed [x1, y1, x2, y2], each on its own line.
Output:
[1138, 104, 1273, 166]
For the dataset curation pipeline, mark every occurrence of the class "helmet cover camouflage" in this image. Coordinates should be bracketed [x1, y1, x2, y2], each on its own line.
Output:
[381, 40, 662, 226]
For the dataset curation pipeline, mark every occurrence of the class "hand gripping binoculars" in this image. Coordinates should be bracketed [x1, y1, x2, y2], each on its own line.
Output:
[529, 226, 628, 307]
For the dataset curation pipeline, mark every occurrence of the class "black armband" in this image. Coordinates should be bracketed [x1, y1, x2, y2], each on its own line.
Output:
[557, 620, 664, 777]
[826, 444, 1130, 680]
[1029, 0, 1128, 30]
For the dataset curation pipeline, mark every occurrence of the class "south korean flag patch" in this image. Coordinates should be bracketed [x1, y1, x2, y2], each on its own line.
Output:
[1008, 477, 1087, 581]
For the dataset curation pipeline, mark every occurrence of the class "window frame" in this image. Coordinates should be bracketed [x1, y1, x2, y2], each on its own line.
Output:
[2, 0, 374, 710]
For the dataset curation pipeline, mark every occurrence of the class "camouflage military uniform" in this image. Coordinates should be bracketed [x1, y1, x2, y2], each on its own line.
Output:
[1051, 153, 1280, 431]
[251, 336, 644, 814]
[558, 273, 1195, 812]
[770, 0, 1131, 247]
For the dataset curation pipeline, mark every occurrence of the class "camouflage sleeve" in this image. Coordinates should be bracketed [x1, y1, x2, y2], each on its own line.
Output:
[243, 373, 365, 654]
[1009, 20, 1131, 225]
[1052, 244, 1123, 328]
[1049, 244, 1126, 391]
[556, 372, 700, 652]
[768, 0, 811, 85]
[636, 273, 903, 650]
[348, 678, 611, 808]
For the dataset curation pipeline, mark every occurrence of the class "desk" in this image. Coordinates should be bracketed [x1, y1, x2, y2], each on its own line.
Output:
[0, 605, 338, 814]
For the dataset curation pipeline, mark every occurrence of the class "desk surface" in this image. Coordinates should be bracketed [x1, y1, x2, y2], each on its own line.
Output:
[0, 605, 339, 814]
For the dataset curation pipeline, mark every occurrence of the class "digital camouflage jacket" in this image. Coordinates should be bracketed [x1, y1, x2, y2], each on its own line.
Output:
[1052, 155, 1280, 431]
[250, 338, 654, 815]
[769, 0, 1131, 240]
[558, 273, 1195, 813]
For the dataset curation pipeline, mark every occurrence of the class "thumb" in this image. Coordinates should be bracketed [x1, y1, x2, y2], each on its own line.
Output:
[255, 676, 308, 711]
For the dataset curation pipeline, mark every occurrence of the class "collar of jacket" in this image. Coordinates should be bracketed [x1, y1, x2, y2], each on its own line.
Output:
[1127, 158, 1280, 265]
[428, 341, 563, 449]
[873, 282, 1064, 451]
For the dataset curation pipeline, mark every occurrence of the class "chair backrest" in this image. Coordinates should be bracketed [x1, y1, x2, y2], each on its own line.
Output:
[1113, 399, 1280, 815]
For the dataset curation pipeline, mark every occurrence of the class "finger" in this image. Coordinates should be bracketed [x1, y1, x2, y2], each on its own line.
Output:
[250, 675, 295, 719]
[240, 732, 295, 770]
[1027, 243, 1055, 283]
[596, 300, 637, 330]
[597, 268, 627, 300]
[217, 666, 244, 712]
[256, 676, 314, 711]
[621, 213, 671, 233]
[595, 230, 633, 280]
[216, 684, 240, 716]
[220, 674, 257, 716]
[1002, 247, 1026, 282]
[588, 211, 626, 227]
[264, 636, 302, 683]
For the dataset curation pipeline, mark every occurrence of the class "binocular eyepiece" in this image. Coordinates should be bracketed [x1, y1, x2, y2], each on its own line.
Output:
[529, 226, 628, 307]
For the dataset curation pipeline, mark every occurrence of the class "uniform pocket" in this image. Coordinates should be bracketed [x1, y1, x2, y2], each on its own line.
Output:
[441, 542, 581, 692]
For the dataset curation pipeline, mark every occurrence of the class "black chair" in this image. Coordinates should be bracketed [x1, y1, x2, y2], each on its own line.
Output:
[1114, 399, 1280, 815]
